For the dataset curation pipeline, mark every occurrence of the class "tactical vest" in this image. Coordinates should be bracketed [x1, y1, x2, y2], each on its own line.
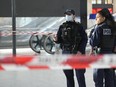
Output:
[61, 22, 82, 52]
[100, 26, 115, 50]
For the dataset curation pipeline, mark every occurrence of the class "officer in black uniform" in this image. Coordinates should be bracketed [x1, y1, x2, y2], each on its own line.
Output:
[55, 9, 88, 87]
[89, 8, 116, 87]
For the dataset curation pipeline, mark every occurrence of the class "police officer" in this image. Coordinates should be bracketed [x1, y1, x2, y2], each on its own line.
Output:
[55, 9, 88, 87]
[89, 8, 116, 87]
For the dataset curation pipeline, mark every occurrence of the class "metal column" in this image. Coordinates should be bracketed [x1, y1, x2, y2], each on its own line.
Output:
[11, 0, 16, 55]
[80, 0, 87, 29]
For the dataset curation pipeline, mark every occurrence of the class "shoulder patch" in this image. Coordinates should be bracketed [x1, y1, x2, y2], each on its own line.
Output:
[103, 29, 111, 35]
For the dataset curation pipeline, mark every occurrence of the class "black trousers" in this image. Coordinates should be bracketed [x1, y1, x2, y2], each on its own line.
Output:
[63, 69, 86, 87]
[62, 50, 86, 87]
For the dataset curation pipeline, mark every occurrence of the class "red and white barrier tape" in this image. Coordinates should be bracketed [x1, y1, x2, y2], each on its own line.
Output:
[0, 54, 116, 71]
[0, 31, 56, 36]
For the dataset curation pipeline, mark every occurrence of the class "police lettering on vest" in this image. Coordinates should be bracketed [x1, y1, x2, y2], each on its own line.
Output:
[101, 27, 115, 50]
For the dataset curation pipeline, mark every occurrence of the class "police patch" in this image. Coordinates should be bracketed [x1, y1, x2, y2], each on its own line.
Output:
[103, 29, 111, 35]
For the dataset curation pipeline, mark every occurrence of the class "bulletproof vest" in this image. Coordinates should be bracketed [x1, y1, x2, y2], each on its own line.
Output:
[61, 22, 81, 45]
[61, 22, 82, 52]
[100, 26, 115, 50]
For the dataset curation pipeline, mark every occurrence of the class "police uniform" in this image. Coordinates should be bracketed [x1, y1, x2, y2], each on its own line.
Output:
[90, 22, 115, 87]
[56, 21, 88, 87]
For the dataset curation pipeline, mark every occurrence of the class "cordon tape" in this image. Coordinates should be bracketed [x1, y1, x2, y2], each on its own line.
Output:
[0, 30, 56, 36]
[0, 54, 116, 71]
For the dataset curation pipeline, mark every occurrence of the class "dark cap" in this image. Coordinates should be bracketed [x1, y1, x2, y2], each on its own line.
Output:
[64, 9, 75, 15]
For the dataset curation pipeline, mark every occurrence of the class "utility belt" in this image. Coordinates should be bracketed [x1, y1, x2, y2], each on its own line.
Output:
[62, 43, 78, 53]
[62, 44, 73, 51]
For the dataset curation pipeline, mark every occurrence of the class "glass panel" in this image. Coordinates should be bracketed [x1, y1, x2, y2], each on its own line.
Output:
[97, 0, 102, 4]
[108, 0, 112, 4]
[105, 0, 112, 4]
[92, 0, 96, 4]
[105, 0, 108, 4]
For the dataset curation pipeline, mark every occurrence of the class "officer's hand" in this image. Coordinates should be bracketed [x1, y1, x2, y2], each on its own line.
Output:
[89, 51, 95, 55]
[89, 49, 95, 55]
[76, 51, 82, 55]
[53, 34, 57, 42]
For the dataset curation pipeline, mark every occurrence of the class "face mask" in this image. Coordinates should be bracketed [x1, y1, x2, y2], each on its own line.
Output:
[65, 15, 74, 21]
